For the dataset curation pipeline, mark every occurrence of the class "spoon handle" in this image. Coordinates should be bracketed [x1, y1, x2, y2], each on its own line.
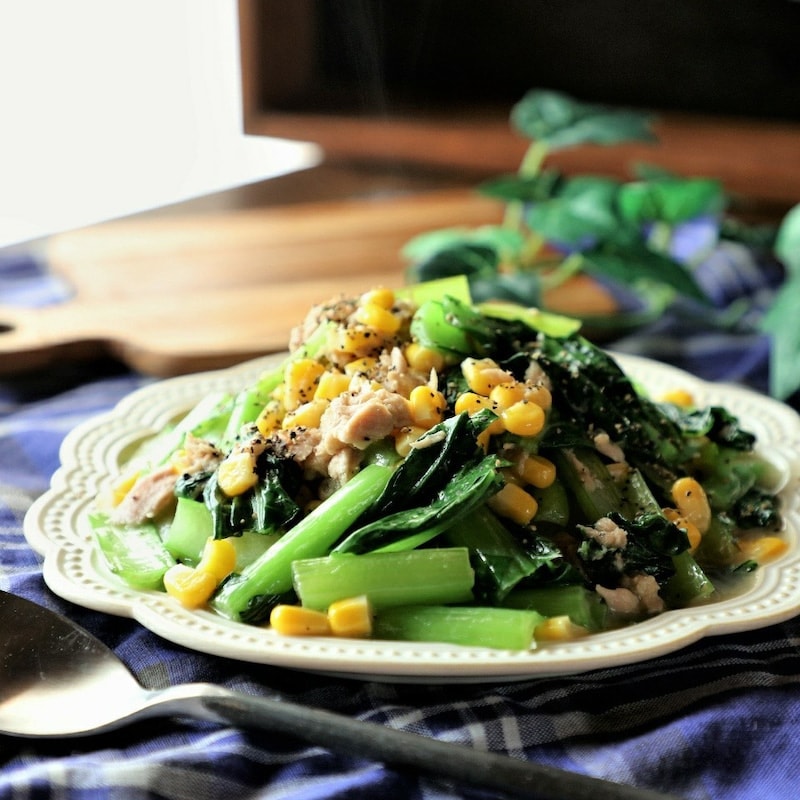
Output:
[200, 692, 680, 800]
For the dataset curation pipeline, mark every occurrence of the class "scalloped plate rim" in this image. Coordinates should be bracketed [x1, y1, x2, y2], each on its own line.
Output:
[23, 352, 800, 683]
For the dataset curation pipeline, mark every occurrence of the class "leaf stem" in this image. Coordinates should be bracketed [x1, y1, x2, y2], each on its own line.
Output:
[540, 252, 586, 291]
[502, 140, 549, 231]
[519, 140, 550, 178]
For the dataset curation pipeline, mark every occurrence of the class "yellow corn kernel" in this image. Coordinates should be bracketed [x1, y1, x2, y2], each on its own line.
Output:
[534, 616, 590, 642]
[671, 476, 711, 535]
[501, 400, 546, 438]
[517, 454, 557, 489]
[663, 507, 702, 551]
[270, 604, 332, 637]
[314, 370, 351, 401]
[523, 383, 553, 411]
[404, 342, 445, 374]
[360, 287, 395, 310]
[255, 400, 284, 436]
[408, 385, 446, 429]
[343, 356, 379, 377]
[354, 302, 401, 336]
[196, 537, 237, 582]
[395, 425, 427, 457]
[109, 469, 143, 506]
[454, 391, 494, 416]
[217, 451, 258, 497]
[488, 482, 539, 526]
[331, 325, 380, 356]
[489, 381, 526, 412]
[462, 357, 513, 396]
[327, 595, 374, 638]
[738, 535, 788, 564]
[661, 388, 695, 408]
[282, 398, 328, 430]
[164, 564, 218, 609]
[283, 359, 325, 411]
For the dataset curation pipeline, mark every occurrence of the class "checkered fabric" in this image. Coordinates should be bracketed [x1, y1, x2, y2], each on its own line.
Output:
[1, 248, 798, 800]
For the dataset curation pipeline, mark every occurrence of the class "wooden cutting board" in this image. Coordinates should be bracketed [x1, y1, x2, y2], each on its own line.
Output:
[0, 189, 614, 377]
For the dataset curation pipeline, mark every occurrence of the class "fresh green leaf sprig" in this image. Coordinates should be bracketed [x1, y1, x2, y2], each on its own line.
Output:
[761, 204, 800, 400]
[404, 89, 799, 400]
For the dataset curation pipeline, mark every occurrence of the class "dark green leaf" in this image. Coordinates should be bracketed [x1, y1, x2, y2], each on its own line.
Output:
[406, 242, 499, 284]
[760, 274, 800, 399]
[360, 410, 492, 521]
[582, 240, 710, 304]
[617, 178, 726, 224]
[733, 488, 782, 531]
[577, 511, 687, 587]
[536, 334, 693, 492]
[403, 225, 525, 264]
[660, 404, 756, 450]
[468, 270, 542, 306]
[335, 455, 503, 555]
[445, 506, 569, 604]
[510, 89, 656, 151]
[525, 176, 621, 245]
[402, 228, 477, 262]
[477, 171, 562, 203]
[775, 202, 800, 276]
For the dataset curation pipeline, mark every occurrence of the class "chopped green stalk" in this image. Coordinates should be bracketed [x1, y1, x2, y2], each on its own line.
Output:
[221, 384, 272, 445]
[373, 605, 544, 650]
[693, 514, 740, 570]
[618, 467, 662, 518]
[90, 513, 176, 591]
[478, 301, 582, 338]
[231, 531, 282, 571]
[396, 275, 472, 306]
[530, 479, 571, 527]
[409, 299, 474, 357]
[185, 391, 237, 446]
[503, 584, 608, 632]
[661, 551, 715, 607]
[550, 447, 622, 521]
[163, 496, 214, 563]
[211, 464, 393, 621]
[292, 548, 475, 611]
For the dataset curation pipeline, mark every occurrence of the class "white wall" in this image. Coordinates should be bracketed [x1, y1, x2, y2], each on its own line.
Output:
[0, 0, 319, 247]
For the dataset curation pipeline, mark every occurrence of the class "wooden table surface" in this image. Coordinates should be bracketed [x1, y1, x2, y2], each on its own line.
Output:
[0, 169, 612, 377]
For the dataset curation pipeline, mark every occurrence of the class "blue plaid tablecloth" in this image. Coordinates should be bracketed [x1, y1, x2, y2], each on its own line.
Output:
[1, 247, 799, 800]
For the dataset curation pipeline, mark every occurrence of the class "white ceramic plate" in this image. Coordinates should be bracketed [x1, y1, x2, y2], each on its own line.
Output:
[24, 353, 800, 683]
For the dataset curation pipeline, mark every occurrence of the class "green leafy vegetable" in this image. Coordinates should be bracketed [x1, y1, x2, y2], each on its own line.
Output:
[510, 89, 657, 150]
[292, 548, 475, 611]
[760, 207, 800, 399]
[373, 604, 545, 651]
[402, 87, 800, 399]
[90, 513, 176, 591]
[334, 454, 502, 555]
[212, 463, 394, 623]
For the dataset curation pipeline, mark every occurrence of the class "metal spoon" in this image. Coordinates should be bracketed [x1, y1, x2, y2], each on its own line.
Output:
[0, 591, 681, 800]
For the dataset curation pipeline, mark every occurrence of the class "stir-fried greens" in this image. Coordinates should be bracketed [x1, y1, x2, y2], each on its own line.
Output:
[91, 279, 785, 650]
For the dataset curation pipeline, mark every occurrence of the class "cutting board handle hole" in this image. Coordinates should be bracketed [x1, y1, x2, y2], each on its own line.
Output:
[0, 323, 14, 334]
